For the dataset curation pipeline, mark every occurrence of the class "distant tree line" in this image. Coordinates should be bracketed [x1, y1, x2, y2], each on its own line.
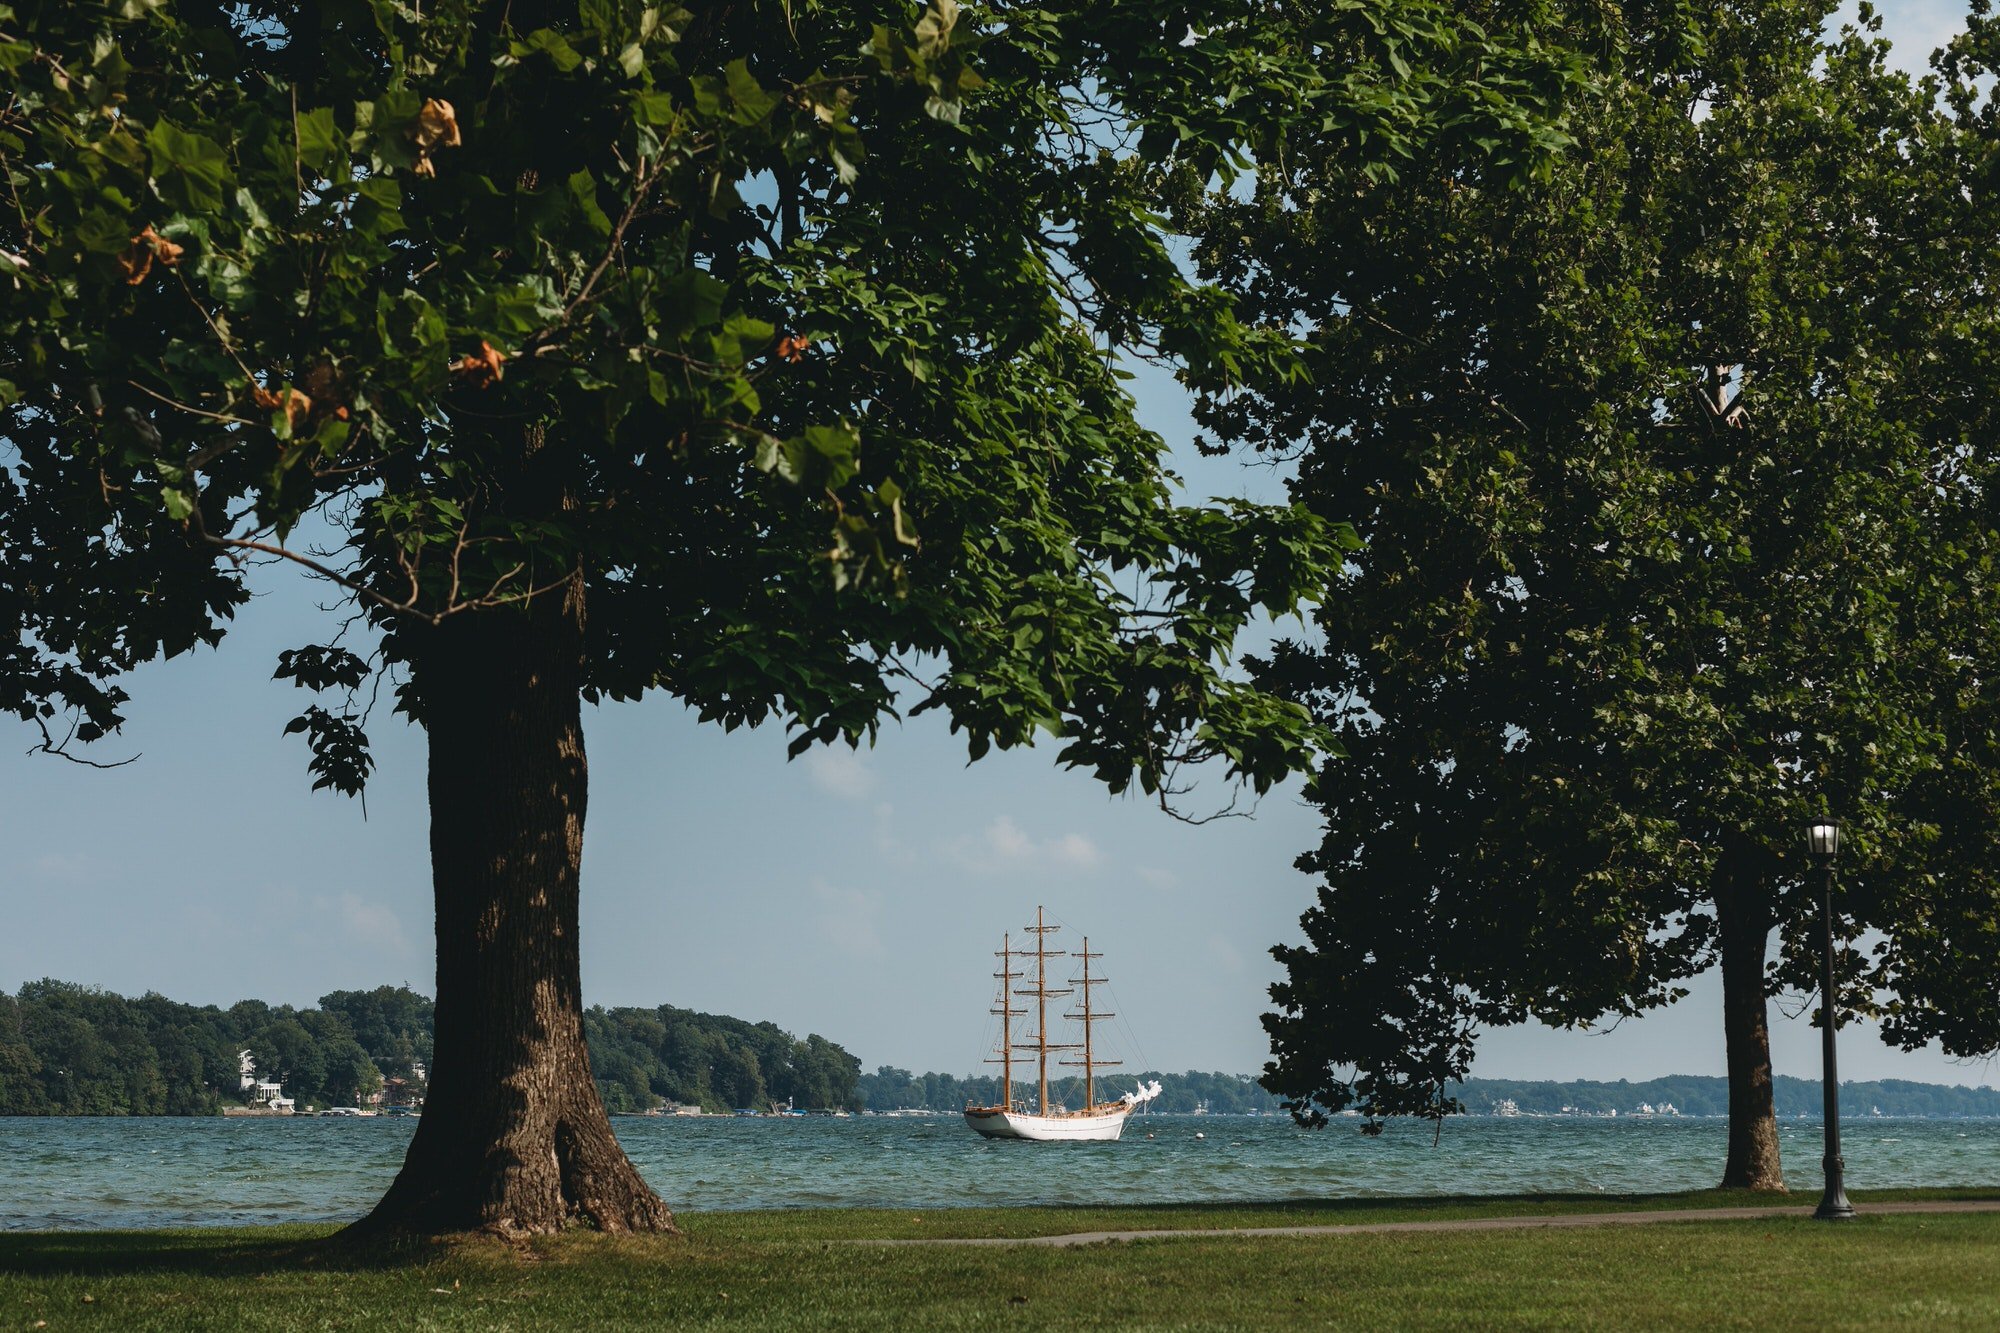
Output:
[0, 980, 429, 1114]
[856, 1069, 1282, 1114]
[0, 981, 859, 1116]
[583, 1006, 861, 1112]
[851, 1066, 2000, 1120]
[1452, 1077, 2000, 1120]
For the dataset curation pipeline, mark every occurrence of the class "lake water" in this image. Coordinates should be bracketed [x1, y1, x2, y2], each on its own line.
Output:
[3, 1114, 1996, 1230]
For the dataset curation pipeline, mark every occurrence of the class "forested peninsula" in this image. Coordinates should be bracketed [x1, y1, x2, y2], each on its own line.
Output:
[0, 981, 861, 1115]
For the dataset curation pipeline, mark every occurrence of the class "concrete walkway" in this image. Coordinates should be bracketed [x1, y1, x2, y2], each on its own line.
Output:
[860, 1199, 2000, 1248]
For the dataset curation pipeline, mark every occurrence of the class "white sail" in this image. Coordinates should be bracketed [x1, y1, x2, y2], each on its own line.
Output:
[1122, 1079, 1163, 1108]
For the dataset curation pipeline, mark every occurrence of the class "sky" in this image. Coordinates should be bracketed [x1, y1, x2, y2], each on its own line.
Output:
[4, 2, 1996, 1093]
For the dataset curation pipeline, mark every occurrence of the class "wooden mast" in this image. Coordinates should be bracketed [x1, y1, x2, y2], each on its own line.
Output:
[1081, 937, 1096, 1110]
[1062, 937, 1118, 1110]
[1035, 908, 1052, 1114]
[1016, 906, 1072, 1116]
[986, 933, 1023, 1112]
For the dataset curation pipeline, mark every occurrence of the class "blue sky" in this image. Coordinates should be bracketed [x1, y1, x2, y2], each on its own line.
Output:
[5, 2, 1995, 1091]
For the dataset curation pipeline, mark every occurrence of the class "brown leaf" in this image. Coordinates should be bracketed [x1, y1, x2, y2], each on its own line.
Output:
[145, 226, 185, 268]
[409, 98, 462, 177]
[116, 243, 153, 285]
[118, 226, 185, 284]
[252, 385, 313, 433]
[413, 98, 462, 150]
[775, 333, 810, 363]
[453, 340, 507, 389]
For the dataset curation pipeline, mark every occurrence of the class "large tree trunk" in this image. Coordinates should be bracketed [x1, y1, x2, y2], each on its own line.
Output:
[353, 577, 675, 1237]
[1715, 857, 1786, 1192]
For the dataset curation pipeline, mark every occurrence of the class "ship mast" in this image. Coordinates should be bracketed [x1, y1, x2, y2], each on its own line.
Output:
[986, 933, 1024, 1111]
[1062, 936, 1119, 1109]
[1014, 906, 1074, 1115]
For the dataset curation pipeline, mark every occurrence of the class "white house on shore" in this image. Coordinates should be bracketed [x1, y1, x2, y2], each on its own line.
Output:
[237, 1049, 296, 1114]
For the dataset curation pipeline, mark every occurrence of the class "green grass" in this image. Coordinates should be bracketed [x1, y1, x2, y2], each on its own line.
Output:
[4, 1190, 1999, 1331]
[691, 1183, 2000, 1241]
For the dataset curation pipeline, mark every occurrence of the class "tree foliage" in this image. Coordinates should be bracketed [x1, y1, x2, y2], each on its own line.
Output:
[1190, 0, 2000, 1132]
[0, 979, 870, 1115]
[0, 0, 1516, 795]
[586, 1006, 862, 1111]
[0, 0, 1600, 1231]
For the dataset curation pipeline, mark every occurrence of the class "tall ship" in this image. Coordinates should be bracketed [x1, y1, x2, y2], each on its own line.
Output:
[963, 908, 1159, 1142]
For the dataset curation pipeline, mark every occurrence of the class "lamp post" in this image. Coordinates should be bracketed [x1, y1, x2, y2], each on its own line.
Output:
[1806, 819, 1856, 1221]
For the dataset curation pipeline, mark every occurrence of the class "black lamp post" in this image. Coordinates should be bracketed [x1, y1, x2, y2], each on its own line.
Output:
[1806, 819, 1856, 1221]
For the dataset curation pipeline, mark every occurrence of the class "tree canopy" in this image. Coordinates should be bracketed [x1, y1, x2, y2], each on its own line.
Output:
[1, 0, 1596, 1234]
[0, 0, 1593, 791]
[1198, 0, 2000, 1185]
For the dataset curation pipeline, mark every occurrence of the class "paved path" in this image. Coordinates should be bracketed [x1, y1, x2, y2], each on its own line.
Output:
[860, 1199, 2000, 1248]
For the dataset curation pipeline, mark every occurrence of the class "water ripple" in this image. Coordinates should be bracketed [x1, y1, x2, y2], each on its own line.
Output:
[0, 1114, 1995, 1229]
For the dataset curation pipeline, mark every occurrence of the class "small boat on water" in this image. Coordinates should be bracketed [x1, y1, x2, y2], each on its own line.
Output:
[963, 907, 1159, 1142]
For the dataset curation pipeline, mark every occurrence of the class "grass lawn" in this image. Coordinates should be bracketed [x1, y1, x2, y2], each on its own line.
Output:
[3, 1189, 1998, 1331]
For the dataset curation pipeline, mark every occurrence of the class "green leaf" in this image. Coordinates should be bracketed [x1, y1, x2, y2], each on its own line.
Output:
[295, 106, 343, 174]
[724, 59, 776, 125]
[146, 120, 229, 213]
[567, 169, 613, 237]
[353, 176, 404, 239]
[659, 268, 726, 338]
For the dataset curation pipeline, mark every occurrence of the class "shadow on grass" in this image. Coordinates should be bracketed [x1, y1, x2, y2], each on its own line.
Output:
[953, 1184, 2000, 1219]
[9, 1186, 1997, 1273]
[690, 1184, 2000, 1241]
[0, 1225, 482, 1278]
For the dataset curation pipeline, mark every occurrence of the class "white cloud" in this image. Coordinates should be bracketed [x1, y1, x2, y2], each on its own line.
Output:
[1050, 833, 1102, 868]
[802, 746, 876, 800]
[810, 878, 887, 958]
[1837, 0, 1963, 72]
[872, 801, 916, 865]
[32, 853, 92, 884]
[1209, 936, 1246, 974]
[985, 815, 1034, 859]
[319, 892, 411, 956]
[1134, 866, 1177, 890]
[948, 817, 1103, 874]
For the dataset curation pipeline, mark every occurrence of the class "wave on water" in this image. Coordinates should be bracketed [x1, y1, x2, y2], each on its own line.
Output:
[1, 1115, 1997, 1229]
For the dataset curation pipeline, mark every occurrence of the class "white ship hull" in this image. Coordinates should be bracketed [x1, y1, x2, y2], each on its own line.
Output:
[963, 1104, 1132, 1141]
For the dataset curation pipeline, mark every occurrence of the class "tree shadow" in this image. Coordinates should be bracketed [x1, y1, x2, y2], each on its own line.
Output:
[946, 1183, 2000, 1223]
[0, 1226, 446, 1277]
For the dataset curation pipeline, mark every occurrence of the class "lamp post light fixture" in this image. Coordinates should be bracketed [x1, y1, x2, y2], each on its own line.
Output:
[1807, 819, 1856, 1221]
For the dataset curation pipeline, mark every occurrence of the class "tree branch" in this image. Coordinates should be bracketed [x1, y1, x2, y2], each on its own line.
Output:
[28, 714, 139, 769]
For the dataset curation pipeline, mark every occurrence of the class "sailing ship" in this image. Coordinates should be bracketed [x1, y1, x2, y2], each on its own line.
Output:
[963, 907, 1159, 1142]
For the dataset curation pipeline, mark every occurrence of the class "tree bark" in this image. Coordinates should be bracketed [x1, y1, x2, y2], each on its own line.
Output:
[353, 576, 675, 1237]
[1715, 856, 1786, 1192]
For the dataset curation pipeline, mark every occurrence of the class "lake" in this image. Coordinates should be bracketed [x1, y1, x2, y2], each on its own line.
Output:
[3, 1113, 1996, 1230]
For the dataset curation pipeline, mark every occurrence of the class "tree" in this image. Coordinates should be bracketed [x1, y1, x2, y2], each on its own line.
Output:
[251, 1018, 330, 1105]
[0, 996, 47, 1114]
[0, 0, 1592, 1224]
[318, 986, 436, 1078]
[2, 0, 1587, 1234]
[1201, 0, 2000, 1187]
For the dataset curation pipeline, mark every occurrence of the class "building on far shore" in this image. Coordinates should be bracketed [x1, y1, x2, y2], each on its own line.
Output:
[236, 1049, 296, 1114]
